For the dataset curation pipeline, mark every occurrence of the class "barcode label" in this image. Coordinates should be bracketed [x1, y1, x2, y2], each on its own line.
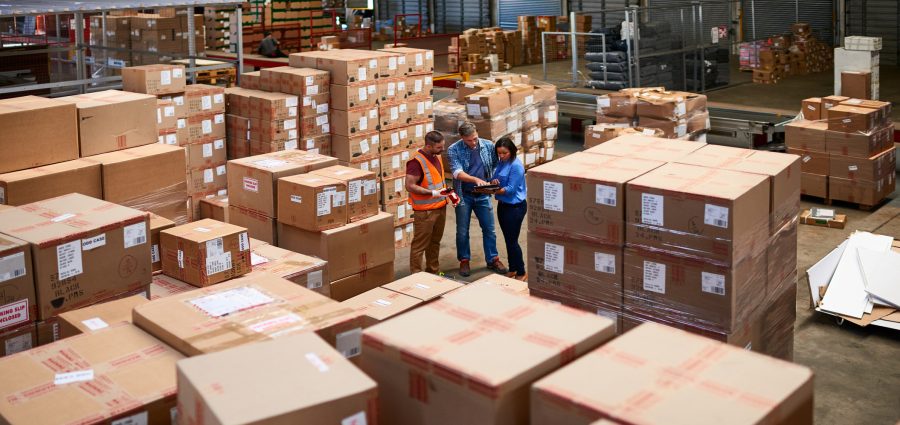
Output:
[308, 270, 323, 289]
[594, 252, 616, 274]
[0, 252, 26, 283]
[238, 232, 249, 252]
[336, 328, 363, 358]
[704, 204, 729, 229]
[206, 238, 225, 256]
[151, 244, 160, 263]
[595, 184, 617, 207]
[643, 261, 666, 294]
[205, 252, 232, 276]
[642, 194, 664, 226]
[701, 272, 726, 295]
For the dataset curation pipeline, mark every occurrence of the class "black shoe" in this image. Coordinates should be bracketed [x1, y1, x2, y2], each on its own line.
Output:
[488, 257, 508, 275]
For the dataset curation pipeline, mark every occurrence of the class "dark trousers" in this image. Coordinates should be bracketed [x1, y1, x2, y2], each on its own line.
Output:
[497, 200, 527, 275]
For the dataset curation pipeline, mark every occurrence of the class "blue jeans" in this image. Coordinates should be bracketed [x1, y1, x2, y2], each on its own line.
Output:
[455, 193, 498, 264]
[497, 200, 527, 275]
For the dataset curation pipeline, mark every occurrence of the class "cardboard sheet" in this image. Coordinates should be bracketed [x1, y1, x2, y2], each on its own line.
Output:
[857, 248, 900, 308]
[819, 232, 893, 318]
[806, 241, 847, 308]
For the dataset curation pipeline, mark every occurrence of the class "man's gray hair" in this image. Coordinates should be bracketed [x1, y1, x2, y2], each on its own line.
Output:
[458, 122, 477, 137]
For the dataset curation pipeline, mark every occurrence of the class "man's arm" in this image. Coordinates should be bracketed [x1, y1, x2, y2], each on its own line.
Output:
[406, 173, 443, 197]
[449, 142, 488, 186]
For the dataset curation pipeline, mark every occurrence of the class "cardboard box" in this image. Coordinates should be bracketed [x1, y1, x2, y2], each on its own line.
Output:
[58, 90, 158, 156]
[341, 287, 422, 328]
[799, 209, 847, 229]
[801, 97, 823, 120]
[160, 218, 251, 287]
[452, 274, 530, 297]
[393, 222, 415, 249]
[150, 213, 175, 273]
[828, 147, 896, 181]
[311, 165, 379, 222]
[625, 162, 770, 265]
[0, 194, 151, 320]
[122, 64, 186, 94]
[381, 175, 409, 204]
[384, 198, 413, 225]
[826, 105, 878, 133]
[177, 333, 377, 424]
[379, 102, 410, 130]
[331, 132, 381, 162]
[331, 107, 380, 136]
[840, 99, 892, 123]
[530, 322, 814, 425]
[0, 96, 79, 174]
[198, 194, 228, 222]
[637, 116, 688, 138]
[184, 83, 226, 115]
[841, 71, 872, 100]
[407, 74, 434, 99]
[379, 47, 435, 75]
[331, 82, 379, 109]
[0, 159, 101, 207]
[636, 93, 691, 120]
[149, 273, 194, 300]
[829, 173, 893, 205]
[299, 92, 330, 118]
[185, 112, 226, 144]
[456, 80, 502, 102]
[259, 66, 330, 96]
[800, 173, 828, 198]
[290, 50, 383, 85]
[0, 234, 35, 332]
[379, 148, 414, 180]
[0, 322, 35, 357]
[228, 204, 277, 245]
[184, 138, 227, 171]
[584, 134, 705, 162]
[0, 323, 182, 424]
[90, 143, 188, 223]
[249, 91, 300, 121]
[157, 98, 179, 130]
[788, 147, 830, 175]
[329, 262, 396, 302]
[246, 243, 328, 297]
[133, 273, 364, 356]
[226, 150, 338, 217]
[785, 120, 827, 152]
[407, 98, 434, 124]
[465, 89, 510, 119]
[57, 294, 149, 338]
[361, 284, 616, 425]
[278, 212, 394, 281]
[527, 152, 665, 245]
[382, 272, 466, 302]
[825, 125, 892, 158]
[300, 134, 333, 155]
[527, 232, 623, 308]
[280, 166, 348, 221]
[186, 164, 227, 195]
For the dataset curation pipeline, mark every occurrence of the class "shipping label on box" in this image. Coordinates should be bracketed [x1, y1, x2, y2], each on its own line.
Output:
[277, 174, 348, 231]
[332, 82, 379, 110]
[122, 64, 186, 95]
[331, 107, 379, 137]
[160, 218, 251, 287]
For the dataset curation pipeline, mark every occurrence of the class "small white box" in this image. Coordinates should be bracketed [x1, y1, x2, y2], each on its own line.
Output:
[844, 36, 882, 52]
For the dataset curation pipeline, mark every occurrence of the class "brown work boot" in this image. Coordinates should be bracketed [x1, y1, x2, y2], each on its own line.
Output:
[488, 257, 508, 274]
[459, 260, 471, 277]
[515, 273, 528, 282]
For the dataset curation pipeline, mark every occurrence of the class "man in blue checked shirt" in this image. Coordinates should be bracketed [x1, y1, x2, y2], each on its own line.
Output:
[447, 122, 508, 277]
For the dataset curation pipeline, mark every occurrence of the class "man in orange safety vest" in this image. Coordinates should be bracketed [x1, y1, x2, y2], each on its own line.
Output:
[405, 131, 452, 274]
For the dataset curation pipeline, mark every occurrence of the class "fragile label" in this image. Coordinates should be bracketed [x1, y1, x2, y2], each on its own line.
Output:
[704, 204, 729, 229]
[55, 370, 94, 385]
[0, 299, 28, 329]
[595, 184, 616, 206]
[317, 192, 332, 216]
[206, 252, 232, 276]
[701, 272, 726, 295]
[0, 252, 26, 284]
[243, 177, 259, 192]
[543, 181, 563, 212]
[57, 240, 83, 280]
[81, 234, 106, 251]
[642, 261, 666, 294]
[641, 194, 664, 226]
[306, 352, 330, 372]
[342, 411, 367, 425]
[81, 317, 109, 331]
[594, 252, 616, 274]
[308, 270, 323, 289]
[544, 243, 564, 273]
[336, 327, 363, 358]
[111, 411, 148, 425]
[190, 286, 273, 317]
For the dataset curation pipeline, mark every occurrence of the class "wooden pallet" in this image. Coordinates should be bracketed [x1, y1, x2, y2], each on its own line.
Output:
[801, 194, 886, 212]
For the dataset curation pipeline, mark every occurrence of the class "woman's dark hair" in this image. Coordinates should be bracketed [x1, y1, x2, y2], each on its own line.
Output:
[495, 136, 517, 160]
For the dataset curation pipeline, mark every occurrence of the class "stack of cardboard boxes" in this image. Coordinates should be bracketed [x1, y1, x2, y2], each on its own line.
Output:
[258, 66, 331, 155]
[596, 87, 710, 141]
[526, 134, 800, 361]
[128, 12, 205, 65]
[835, 36, 881, 100]
[450, 28, 524, 74]
[519, 16, 543, 65]
[786, 96, 895, 206]
[746, 23, 832, 84]
[203, 8, 234, 52]
[89, 15, 132, 68]
[180, 84, 228, 218]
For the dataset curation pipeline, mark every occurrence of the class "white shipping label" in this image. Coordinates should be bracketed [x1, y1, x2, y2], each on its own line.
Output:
[400, 129, 409, 139]
[415, 79, 423, 92]
[546, 127, 558, 139]
[360, 139, 370, 154]
[317, 103, 329, 114]
[308, 85, 319, 95]
[701, 272, 726, 296]
[251, 252, 270, 266]
[530, 109, 539, 122]
[848, 165, 859, 171]
[334, 326, 364, 359]
[598, 97, 611, 108]
[398, 204, 406, 218]
[675, 102, 686, 116]
[368, 85, 377, 95]
[342, 411, 368, 425]
[307, 270, 323, 289]
[359, 87, 368, 101]
[333, 191, 346, 207]
[392, 155, 401, 170]
[360, 116, 369, 131]
[394, 178, 403, 193]
[57, 240, 83, 280]
[111, 411, 148, 425]
[55, 370, 94, 385]
[213, 93, 224, 104]
[164, 106, 175, 117]
[203, 169, 214, 183]
[316, 115, 329, 126]
[595, 184, 617, 207]
[547, 110, 558, 123]
[206, 238, 225, 257]
[201, 95, 212, 110]
[642, 129, 656, 136]
[364, 180, 377, 195]
[525, 95, 534, 105]
[349, 181, 363, 203]
[641, 194, 664, 226]
[704, 204, 729, 229]
[415, 125, 424, 138]
[190, 286, 274, 317]
[160, 70, 172, 85]
[174, 96, 184, 106]
[543, 181, 564, 212]
[306, 139, 316, 149]
[803, 155, 812, 163]
[215, 138, 225, 149]
[305, 76, 315, 86]
[164, 134, 177, 145]
[391, 132, 401, 146]
[0, 252, 26, 284]
[391, 108, 399, 120]
[676, 124, 687, 137]
[543, 243, 564, 274]
[4, 332, 32, 355]
[202, 120, 213, 134]
[202, 143, 213, 157]
[216, 165, 226, 176]
[285, 97, 299, 108]
[289, 107, 298, 117]
[395, 228, 403, 241]
[594, 252, 616, 274]
[466, 104, 482, 117]
[389, 57, 397, 70]
[401, 151, 410, 161]
[317, 192, 332, 216]
[81, 317, 109, 331]
[151, 244, 160, 264]
[417, 102, 425, 115]
[177, 250, 184, 269]
[177, 119, 186, 129]
[360, 163, 369, 171]
[285, 140, 298, 150]
[284, 119, 296, 130]
[81, 234, 106, 251]
[303, 96, 312, 106]
[206, 252, 232, 276]
[643, 261, 666, 294]
[358, 67, 367, 81]
[172, 68, 183, 78]
[243, 177, 259, 192]
[388, 83, 396, 96]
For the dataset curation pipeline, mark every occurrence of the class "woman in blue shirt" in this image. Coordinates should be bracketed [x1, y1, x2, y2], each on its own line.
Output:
[490, 136, 528, 280]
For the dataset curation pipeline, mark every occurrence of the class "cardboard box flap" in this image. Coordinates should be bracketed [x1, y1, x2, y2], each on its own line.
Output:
[58, 294, 149, 335]
[676, 144, 755, 168]
[56, 89, 156, 108]
[0, 159, 99, 183]
[162, 218, 246, 243]
[249, 244, 327, 276]
[229, 150, 337, 174]
[628, 162, 770, 202]
[585, 134, 706, 161]
[381, 272, 465, 302]
[149, 274, 195, 300]
[342, 287, 422, 322]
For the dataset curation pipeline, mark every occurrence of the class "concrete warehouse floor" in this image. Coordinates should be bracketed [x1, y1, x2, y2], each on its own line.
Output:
[391, 119, 900, 424]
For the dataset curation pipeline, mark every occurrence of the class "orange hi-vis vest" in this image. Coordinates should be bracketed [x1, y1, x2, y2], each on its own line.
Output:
[408, 151, 448, 211]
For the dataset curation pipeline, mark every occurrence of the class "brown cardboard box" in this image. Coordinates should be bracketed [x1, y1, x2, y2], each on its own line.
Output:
[453, 274, 530, 297]
[185, 112, 226, 143]
[277, 174, 348, 231]
[384, 199, 414, 226]
[149, 273, 194, 300]
[226, 150, 338, 217]
[157, 98, 179, 129]
[407, 98, 434, 124]
[393, 222, 415, 249]
[381, 175, 409, 204]
[59, 90, 158, 156]
[379, 47, 435, 75]
[625, 162, 770, 265]
[380, 148, 414, 179]
[122, 64, 186, 94]
[637, 116, 688, 138]
[527, 152, 665, 245]
[361, 284, 616, 425]
[0, 322, 36, 357]
[160, 218, 251, 287]
[89, 143, 188, 223]
[259, 66, 330, 96]
[0, 194, 151, 320]
[300, 134, 333, 155]
[382, 272, 465, 302]
[0, 159, 101, 206]
[456, 80, 502, 102]
[311, 165, 379, 222]
[341, 287, 422, 328]
[198, 194, 228, 222]
[227, 204, 277, 245]
[531, 323, 814, 425]
[246, 243, 328, 297]
[0, 323, 182, 424]
[150, 213, 175, 273]
[0, 234, 35, 332]
[331, 82, 379, 109]
[290, 50, 381, 85]
[800, 173, 828, 198]
[785, 120, 827, 152]
[826, 125, 892, 158]
[595, 115, 634, 127]
[585, 134, 705, 162]
[636, 93, 690, 120]
[407, 74, 434, 99]
[376, 77, 409, 104]
[527, 232, 623, 308]
[184, 83, 226, 115]
[299, 92, 331, 118]
[247, 115, 298, 143]
[158, 92, 186, 119]
[186, 164, 227, 195]
[329, 262, 396, 302]
[596, 92, 640, 118]
[133, 273, 365, 356]
[0, 96, 79, 174]
[828, 147, 896, 181]
[826, 105, 878, 133]
[249, 91, 300, 121]
[278, 212, 394, 281]
[788, 148, 830, 175]
[466, 89, 511, 119]
[829, 173, 892, 205]
[840, 99, 892, 124]
[177, 333, 377, 424]
[801, 97, 823, 120]
[184, 138, 227, 170]
[841, 71, 872, 100]
[379, 102, 410, 130]
[506, 84, 535, 108]
[332, 107, 380, 136]
[331, 132, 381, 163]
[57, 294, 148, 338]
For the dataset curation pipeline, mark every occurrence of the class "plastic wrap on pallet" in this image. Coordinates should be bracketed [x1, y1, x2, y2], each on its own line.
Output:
[584, 125, 666, 148]
[122, 181, 190, 225]
[528, 286, 623, 334]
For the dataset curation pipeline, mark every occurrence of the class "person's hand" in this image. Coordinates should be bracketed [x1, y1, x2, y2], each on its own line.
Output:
[474, 179, 489, 186]
[431, 190, 448, 198]
[490, 179, 500, 185]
